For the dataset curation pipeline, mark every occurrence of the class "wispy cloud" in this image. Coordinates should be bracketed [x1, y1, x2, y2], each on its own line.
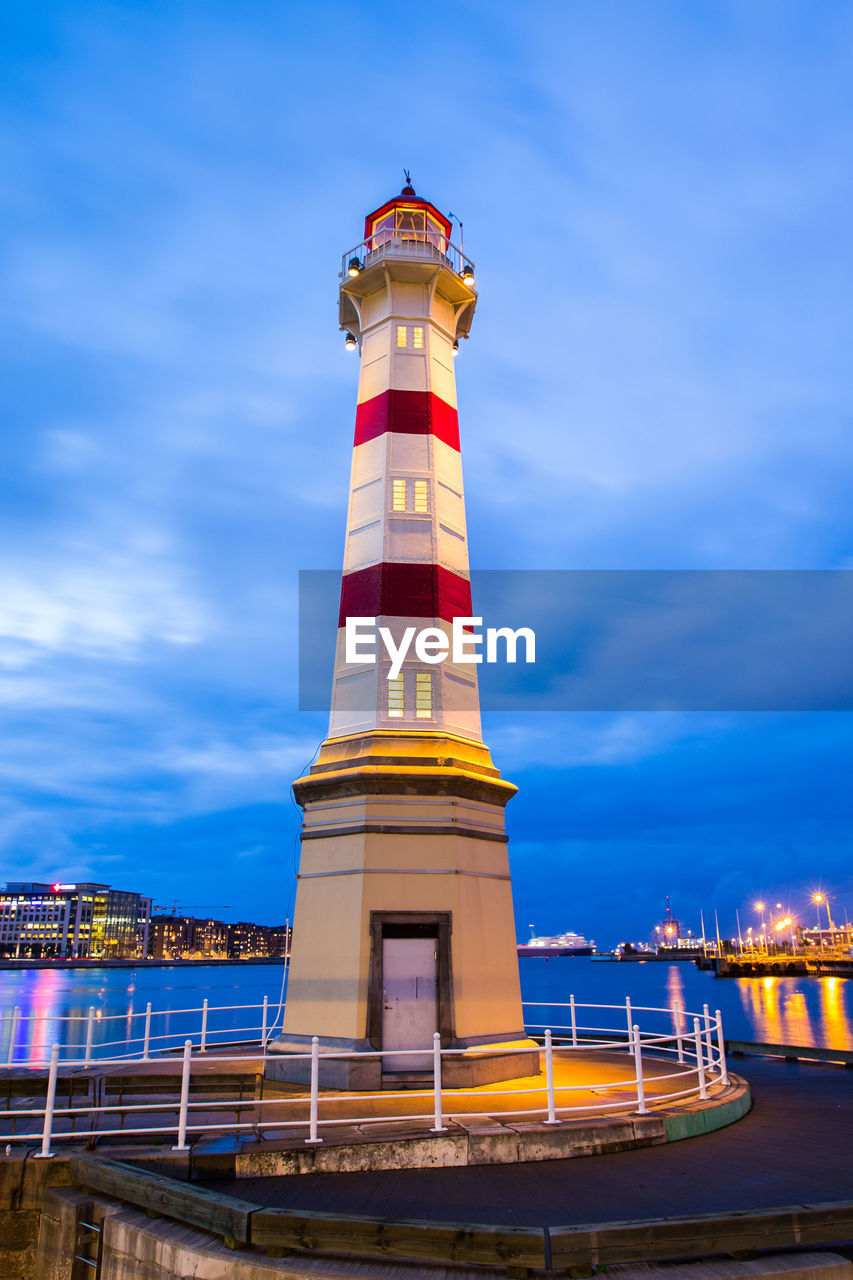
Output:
[0, 1, 850, 929]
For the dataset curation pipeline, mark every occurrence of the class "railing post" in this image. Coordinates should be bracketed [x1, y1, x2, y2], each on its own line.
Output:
[673, 999, 684, 1064]
[34, 1044, 60, 1159]
[715, 1008, 728, 1085]
[7, 1006, 19, 1065]
[261, 996, 268, 1049]
[84, 1007, 95, 1066]
[544, 1029, 558, 1123]
[632, 1025, 648, 1114]
[200, 999, 208, 1053]
[143, 1003, 151, 1061]
[702, 1003, 714, 1070]
[625, 996, 633, 1051]
[431, 1032, 447, 1132]
[569, 994, 578, 1047]
[693, 1018, 708, 1099]
[171, 1040, 193, 1151]
[305, 1036, 322, 1144]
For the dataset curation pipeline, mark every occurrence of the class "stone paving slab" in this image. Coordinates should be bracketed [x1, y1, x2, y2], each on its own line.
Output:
[201, 1060, 850, 1228]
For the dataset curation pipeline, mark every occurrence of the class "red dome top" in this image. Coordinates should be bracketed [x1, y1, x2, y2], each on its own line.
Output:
[364, 181, 452, 242]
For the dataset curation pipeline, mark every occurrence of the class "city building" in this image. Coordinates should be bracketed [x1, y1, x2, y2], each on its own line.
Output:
[147, 915, 292, 959]
[0, 882, 151, 959]
[267, 182, 537, 1088]
[148, 915, 195, 959]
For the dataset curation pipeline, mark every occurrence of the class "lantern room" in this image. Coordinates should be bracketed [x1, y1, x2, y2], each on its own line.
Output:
[364, 182, 452, 253]
[339, 179, 477, 348]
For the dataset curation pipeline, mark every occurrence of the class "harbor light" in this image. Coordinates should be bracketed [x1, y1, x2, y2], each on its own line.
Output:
[461, 264, 475, 286]
[347, 257, 362, 277]
[344, 332, 357, 351]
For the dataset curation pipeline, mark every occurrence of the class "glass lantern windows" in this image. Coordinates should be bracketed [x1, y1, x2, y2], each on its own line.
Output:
[369, 205, 447, 252]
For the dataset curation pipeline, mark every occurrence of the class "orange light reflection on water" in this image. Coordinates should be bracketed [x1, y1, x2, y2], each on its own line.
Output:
[736, 974, 853, 1050]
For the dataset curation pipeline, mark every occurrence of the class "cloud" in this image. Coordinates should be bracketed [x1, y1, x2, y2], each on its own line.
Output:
[0, 1, 851, 926]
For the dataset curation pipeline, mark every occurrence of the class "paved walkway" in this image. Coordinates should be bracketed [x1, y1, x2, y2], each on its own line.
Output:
[207, 1059, 853, 1227]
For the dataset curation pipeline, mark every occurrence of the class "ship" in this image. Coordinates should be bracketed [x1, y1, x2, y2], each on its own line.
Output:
[517, 928, 595, 957]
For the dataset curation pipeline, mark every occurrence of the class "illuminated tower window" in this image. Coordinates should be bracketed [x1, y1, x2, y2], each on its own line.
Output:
[415, 671, 433, 718]
[396, 325, 407, 348]
[391, 479, 407, 511]
[413, 479, 429, 512]
[387, 674, 405, 718]
[412, 326, 424, 349]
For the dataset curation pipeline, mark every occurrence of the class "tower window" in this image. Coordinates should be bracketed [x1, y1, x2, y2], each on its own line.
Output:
[391, 479, 407, 511]
[413, 480, 429, 512]
[412, 326, 424, 350]
[415, 671, 433, 718]
[396, 325, 407, 348]
[387, 675, 405, 718]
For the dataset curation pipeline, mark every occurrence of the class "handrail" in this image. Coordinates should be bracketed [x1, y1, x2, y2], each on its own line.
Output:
[0, 1000, 728, 1153]
[1, 997, 710, 1067]
[340, 232, 473, 282]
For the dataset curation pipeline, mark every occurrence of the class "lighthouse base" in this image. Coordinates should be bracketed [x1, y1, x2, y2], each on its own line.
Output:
[264, 1034, 541, 1091]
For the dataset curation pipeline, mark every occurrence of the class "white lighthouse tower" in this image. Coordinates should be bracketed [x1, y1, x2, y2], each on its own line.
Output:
[267, 182, 537, 1088]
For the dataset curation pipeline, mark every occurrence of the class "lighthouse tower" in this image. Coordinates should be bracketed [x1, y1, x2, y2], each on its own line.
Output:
[267, 183, 537, 1087]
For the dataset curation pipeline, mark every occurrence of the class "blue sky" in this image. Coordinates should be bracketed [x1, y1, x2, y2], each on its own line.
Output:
[1, 1, 852, 945]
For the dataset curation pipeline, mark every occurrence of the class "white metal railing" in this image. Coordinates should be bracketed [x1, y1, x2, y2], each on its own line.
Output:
[341, 232, 473, 282]
[1, 995, 285, 1066]
[0, 1000, 729, 1156]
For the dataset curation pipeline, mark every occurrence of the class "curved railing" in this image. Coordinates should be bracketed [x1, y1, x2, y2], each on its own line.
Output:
[340, 232, 473, 281]
[0, 999, 729, 1155]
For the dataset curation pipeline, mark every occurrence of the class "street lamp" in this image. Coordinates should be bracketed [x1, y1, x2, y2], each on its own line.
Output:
[755, 902, 767, 953]
[813, 892, 825, 954]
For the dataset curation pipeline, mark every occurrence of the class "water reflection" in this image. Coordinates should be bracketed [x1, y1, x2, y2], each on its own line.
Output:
[1, 960, 851, 1062]
[665, 962, 686, 1037]
[736, 974, 852, 1049]
[0, 964, 288, 1063]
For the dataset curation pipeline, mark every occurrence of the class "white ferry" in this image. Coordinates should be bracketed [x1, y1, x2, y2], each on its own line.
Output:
[517, 929, 595, 957]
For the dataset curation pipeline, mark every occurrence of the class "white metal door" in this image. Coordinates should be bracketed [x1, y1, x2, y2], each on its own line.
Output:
[382, 937, 438, 1071]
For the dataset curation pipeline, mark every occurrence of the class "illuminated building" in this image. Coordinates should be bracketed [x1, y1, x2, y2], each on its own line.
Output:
[0, 882, 151, 959]
[267, 181, 536, 1087]
[147, 915, 292, 960]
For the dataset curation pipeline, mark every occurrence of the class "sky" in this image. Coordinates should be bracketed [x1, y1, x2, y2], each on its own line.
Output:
[1, 0, 852, 946]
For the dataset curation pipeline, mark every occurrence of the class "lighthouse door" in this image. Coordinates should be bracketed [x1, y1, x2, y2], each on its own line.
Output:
[382, 936, 438, 1072]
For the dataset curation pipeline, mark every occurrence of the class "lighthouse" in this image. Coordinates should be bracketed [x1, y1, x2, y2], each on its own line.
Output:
[266, 182, 537, 1088]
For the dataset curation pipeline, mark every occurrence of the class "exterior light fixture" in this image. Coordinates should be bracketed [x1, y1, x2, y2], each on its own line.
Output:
[347, 257, 362, 277]
[344, 332, 357, 351]
[461, 264, 475, 286]
[452, 340, 459, 357]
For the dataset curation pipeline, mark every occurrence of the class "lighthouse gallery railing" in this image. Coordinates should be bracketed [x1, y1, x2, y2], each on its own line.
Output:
[340, 231, 472, 280]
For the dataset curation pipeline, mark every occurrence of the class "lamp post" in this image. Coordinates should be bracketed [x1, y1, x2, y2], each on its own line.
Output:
[813, 893, 825, 955]
[755, 902, 766, 954]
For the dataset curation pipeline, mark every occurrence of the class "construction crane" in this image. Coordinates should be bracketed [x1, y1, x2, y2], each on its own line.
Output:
[152, 901, 234, 916]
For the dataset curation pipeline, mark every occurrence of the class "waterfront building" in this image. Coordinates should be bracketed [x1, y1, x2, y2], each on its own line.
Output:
[0, 882, 151, 959]
[228, 920, 291, 958]
[147, 914, 292, 959]
[148, 914, 195, 959]
[267, 182, 536, 1087]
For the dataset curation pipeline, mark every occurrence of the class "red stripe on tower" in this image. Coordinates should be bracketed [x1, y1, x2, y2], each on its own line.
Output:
[354, 390, 460, 451]
[338, 563, 472, 628]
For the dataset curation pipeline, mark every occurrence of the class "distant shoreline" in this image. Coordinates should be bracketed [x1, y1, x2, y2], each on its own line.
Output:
[0, 956, 287, 971]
